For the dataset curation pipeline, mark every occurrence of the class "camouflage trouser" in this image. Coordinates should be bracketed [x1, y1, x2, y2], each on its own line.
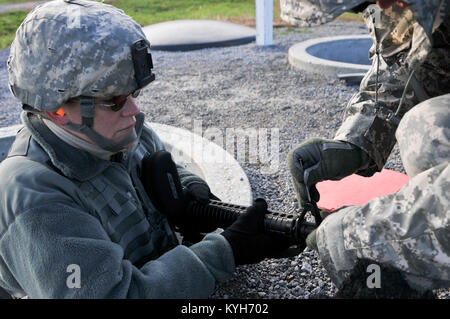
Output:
[316, 94, 450, 292]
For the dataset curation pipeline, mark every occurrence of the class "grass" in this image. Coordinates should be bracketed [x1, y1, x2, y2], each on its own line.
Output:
[338, 12, 365, 22]
[108, 0, 290, 27]
[0, 0, 363, 50]
[112, 0, 256, 25]
[0, 10, 26, 49]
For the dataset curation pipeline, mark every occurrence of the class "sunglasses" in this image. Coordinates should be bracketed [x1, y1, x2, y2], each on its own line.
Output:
[96, 90, 141, 112]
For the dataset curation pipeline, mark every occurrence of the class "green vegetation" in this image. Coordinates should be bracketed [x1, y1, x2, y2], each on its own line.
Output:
[0, 10, 26, 49]
[112, 0, 256, 26]
[0, 0, 363, 50]
[338, 12, 365, 22]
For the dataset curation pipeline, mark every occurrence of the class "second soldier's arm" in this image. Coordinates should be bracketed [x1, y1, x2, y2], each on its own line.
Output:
[334, 5, 449, 174]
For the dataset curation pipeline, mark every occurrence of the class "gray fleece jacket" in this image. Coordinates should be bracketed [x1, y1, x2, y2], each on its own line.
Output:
[0, 111, 235, 298]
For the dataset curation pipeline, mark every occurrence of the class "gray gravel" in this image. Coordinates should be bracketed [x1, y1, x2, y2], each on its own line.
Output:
[0, 20, 448, 299]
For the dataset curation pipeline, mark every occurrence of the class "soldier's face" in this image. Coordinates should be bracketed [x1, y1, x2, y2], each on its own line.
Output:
[62, 95, 140, 147]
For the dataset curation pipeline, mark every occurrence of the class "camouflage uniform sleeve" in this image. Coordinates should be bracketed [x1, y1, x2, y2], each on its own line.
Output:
[316, 94, 450, 292]
[280, 0, 368, 27]
[316, 161, 450, 292]
[334, 5, 450, 173]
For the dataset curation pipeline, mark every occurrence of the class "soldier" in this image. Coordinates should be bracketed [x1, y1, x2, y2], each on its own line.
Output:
[0, 0, 288, 298]
[284, 0, 450, 297]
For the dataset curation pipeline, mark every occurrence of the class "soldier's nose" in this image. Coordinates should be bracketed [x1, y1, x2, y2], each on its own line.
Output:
[121, 97, 140, 117]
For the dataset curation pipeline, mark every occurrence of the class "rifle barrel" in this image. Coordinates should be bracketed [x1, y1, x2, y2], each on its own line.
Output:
[186, 200, 316, 245]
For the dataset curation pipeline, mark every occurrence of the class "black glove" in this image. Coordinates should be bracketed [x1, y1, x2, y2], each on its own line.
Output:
[180, 183, 221, 245]
[221, 198, 291, 266]
[288, 138, 371, 208]
[184, 183, 221, 204]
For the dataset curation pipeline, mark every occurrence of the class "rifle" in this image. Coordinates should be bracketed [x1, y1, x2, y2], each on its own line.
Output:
[141, 150, 322, 249]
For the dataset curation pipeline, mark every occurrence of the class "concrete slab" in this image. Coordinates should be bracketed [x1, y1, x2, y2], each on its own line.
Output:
[142, 20, 256, 51]
[289, 35, 372, 76]
[0, 122, 252, 206]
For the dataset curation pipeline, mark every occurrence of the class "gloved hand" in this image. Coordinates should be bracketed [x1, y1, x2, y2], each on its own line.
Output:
[221, 198, 291, 265]
[184, 183, 221, 204]
[287, 138, 371, 208]
[306, 209, 337, 251]
[180, 183, 221, 245]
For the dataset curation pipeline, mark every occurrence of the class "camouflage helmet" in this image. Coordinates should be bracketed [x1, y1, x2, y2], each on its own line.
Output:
[8, 0, 155, 112]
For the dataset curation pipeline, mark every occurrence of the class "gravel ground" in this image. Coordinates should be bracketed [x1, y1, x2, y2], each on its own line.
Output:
[0, 20, 448, 299]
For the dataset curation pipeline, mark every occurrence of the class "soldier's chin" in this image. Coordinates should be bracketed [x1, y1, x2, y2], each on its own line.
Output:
[119, 130, 138, 150]
[114, 126, 135, 140]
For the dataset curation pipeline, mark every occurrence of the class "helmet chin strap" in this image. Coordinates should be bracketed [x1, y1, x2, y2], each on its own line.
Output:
[64, 96, 142, 153]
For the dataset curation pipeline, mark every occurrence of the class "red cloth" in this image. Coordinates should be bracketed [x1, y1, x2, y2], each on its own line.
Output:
[316, 169, 409, 211]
